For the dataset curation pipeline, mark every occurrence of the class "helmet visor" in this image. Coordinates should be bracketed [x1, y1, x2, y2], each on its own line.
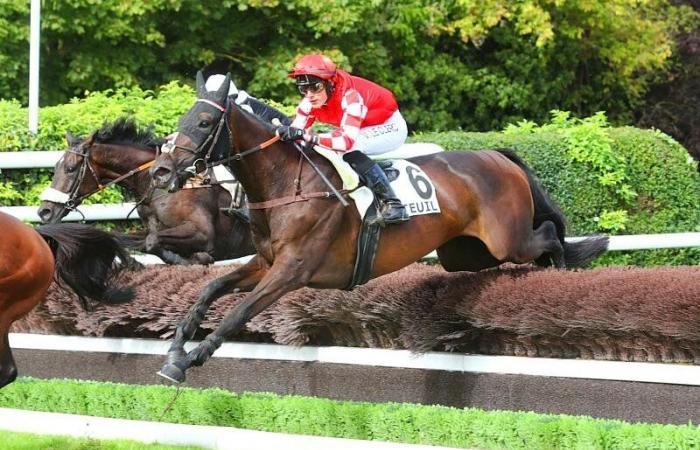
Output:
[296, 75, 325, 96]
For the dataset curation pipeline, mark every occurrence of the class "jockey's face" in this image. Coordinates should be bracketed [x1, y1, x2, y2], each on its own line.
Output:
[305, 85, 328, 108]
[297, 77, 328, 108]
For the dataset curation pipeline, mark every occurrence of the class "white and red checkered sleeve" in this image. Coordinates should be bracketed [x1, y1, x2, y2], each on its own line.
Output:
[290, 98, 316, 130]
[317, 90, 367, 152]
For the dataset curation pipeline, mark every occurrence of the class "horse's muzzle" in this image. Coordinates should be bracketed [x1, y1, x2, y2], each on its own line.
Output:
[37, 201, 68, 224]
[151, 166, 175, 190]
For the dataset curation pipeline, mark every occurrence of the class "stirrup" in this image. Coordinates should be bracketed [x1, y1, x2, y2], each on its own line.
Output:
[368, 201, 409, 227]
[381, 203, 409, 225]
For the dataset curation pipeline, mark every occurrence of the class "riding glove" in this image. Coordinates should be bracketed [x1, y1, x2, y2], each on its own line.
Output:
[276, 125, 305, 142]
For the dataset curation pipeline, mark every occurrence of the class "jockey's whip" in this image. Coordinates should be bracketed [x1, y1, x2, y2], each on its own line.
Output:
[294, 143, 349, 207]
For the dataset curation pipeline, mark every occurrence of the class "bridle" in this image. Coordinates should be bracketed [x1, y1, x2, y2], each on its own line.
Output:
[161, 98, 281, 173]
[40, 141, 155, 212]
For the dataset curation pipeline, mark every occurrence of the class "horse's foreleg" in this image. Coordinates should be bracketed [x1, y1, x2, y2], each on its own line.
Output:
[0, 331, 17, 390]
[156, 222, 213, 252]
[162, 256, 307, 383]
[159, 254, 269, 382]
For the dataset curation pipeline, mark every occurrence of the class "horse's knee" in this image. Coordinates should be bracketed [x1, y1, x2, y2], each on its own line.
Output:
[192, 252, 214, 265]
[145, 233, 159, 252]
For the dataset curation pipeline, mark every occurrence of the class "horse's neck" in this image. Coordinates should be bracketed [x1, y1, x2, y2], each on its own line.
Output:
[227, 108, 304, 203]
[93, 144, 155, 197]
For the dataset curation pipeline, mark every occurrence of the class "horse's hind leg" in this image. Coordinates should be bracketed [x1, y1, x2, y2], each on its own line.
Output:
[513, 220, 565, 268]
[159, 254, 269, 383]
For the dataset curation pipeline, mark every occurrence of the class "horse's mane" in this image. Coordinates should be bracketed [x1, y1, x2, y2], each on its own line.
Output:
[94, 117, 164, 149]
[233, 100, 279, 135]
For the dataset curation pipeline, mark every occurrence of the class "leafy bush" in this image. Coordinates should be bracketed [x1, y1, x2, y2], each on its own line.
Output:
[0, 1, 697, 132]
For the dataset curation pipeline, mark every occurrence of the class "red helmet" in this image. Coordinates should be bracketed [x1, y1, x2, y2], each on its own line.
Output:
[288, 54, 337, 80]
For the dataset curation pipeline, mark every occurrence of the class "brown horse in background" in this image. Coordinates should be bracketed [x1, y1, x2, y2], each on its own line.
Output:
[37, 118, 255, 265]
[150, 72, 608, 383]
[0, 211, 132, 389]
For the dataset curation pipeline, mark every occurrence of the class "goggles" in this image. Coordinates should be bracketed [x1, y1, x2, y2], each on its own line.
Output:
[297, 81, 325, 96]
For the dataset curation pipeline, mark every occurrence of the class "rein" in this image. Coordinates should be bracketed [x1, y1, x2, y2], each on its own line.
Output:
[205, 135, 280, 168]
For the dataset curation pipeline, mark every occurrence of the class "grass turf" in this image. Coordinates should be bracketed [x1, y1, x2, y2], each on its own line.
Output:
[0, 377, 698, 450]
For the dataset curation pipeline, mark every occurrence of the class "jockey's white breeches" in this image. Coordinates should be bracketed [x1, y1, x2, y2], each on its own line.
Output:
[352, 110, 408, 156]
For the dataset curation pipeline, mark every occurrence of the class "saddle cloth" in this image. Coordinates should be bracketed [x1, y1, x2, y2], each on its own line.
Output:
[314, 142, 444, 218]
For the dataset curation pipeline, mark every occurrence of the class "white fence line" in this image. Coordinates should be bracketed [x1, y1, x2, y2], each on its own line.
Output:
[10, 333, 700, 386]
[0, 150, 62, 168]
[3, 204, 141, 221]
[2, 151, 699, 252]
[3, 202, 698, 253]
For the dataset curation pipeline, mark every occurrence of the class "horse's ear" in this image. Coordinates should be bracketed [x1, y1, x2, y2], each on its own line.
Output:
[196, 70, 206, 97]
[65, 131, 78, 146]
[214, 73, 231, 104]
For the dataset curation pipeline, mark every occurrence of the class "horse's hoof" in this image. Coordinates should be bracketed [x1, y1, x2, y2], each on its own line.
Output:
[157, 363, 186, 384]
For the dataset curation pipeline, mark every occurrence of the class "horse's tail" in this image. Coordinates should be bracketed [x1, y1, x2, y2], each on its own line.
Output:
[496, 149, 609, 267]
[117, 230, 147, 250]
[35, 223, 134, 309]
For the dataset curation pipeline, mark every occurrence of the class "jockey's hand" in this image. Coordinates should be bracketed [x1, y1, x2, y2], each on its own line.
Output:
[304, 132, 319, 146]
[276, 125, 305, 142]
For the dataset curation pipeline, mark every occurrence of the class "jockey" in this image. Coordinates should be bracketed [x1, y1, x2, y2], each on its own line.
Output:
[277, 53, 409, 225]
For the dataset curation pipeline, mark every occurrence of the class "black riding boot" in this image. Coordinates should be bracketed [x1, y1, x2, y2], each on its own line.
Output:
[361, 163, 409, 226]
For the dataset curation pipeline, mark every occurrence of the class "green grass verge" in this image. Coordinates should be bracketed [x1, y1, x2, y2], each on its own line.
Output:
[0, 430, 203, 450]
[1, 378, 699, 449]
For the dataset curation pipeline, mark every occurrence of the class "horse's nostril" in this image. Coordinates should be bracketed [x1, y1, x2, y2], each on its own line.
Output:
[153, 167, 171, 180]
[37, 207, 52, 222]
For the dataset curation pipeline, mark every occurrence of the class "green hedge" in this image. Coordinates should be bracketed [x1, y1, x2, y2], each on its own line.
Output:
[0, 431, 201, 450]
[1, 378, 699, 450]
[2, 86, 698, 265]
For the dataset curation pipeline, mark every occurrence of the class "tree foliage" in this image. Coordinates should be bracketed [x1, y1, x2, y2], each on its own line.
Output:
[0, 0, 696, 132]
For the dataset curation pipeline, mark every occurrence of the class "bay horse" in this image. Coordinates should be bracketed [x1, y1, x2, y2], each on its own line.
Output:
[37, 118, 256, 265]
[0, 210, 132, 389]
[150, 72, 608, 383]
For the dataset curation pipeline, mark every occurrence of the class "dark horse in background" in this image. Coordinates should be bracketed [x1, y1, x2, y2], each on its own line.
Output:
[0, 210, 132, 389]
[151, 72, 609, 383]
[37, 119, 255, 265]
[38, 94, 290, 264]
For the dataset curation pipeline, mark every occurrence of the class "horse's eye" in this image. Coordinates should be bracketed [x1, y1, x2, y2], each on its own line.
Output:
[198, 120, 210, 128]
[66, 165, 76, 173]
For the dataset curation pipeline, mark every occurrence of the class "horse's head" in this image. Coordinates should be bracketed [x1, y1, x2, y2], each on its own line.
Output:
[37, 132, 101, 224]
[151, 71, 231, 191]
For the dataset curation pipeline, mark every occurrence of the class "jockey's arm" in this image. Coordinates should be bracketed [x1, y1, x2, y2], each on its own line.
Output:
[307, 90, 367, 153]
